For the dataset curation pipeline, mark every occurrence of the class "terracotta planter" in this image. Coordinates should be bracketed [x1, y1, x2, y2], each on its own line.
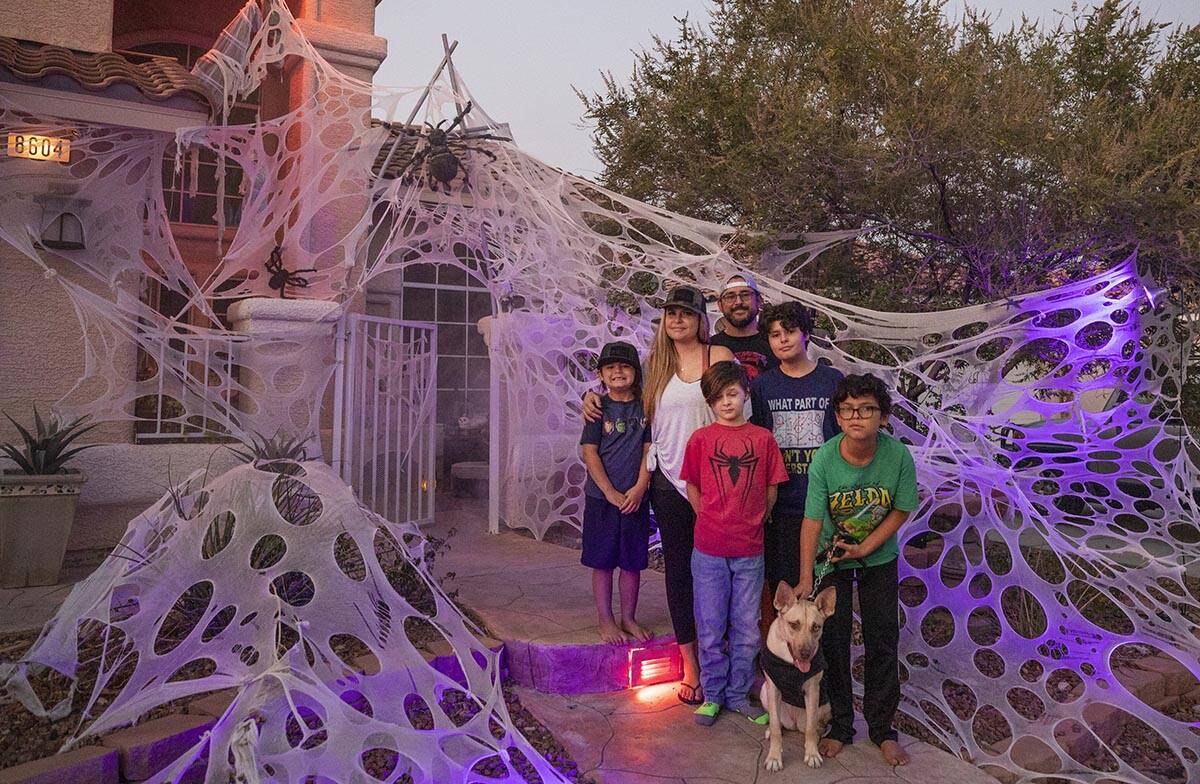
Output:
[0, 471, 86, 588]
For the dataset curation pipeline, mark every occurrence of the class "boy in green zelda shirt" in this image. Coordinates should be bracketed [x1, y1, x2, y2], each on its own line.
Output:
[798, 373, 918, 768]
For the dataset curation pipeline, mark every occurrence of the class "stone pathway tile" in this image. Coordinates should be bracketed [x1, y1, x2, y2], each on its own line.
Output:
[515, 684, 1000, 784]
[428, 501, 672, 646]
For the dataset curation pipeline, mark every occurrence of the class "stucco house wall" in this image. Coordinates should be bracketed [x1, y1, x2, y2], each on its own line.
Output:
[0, 0, 113, 53]
[0, 0, 387, 553]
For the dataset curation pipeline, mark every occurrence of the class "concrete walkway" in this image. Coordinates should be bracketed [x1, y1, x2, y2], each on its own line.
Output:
[429, 497, 998, 784]
[516, 684, 994, 784]
[429, 496, 674, 647]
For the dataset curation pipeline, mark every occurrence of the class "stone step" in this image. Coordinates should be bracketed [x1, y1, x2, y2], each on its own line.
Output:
[0, 745, 118, 784]
[506, 635, 681, 694]
[100, 714, 213, 782]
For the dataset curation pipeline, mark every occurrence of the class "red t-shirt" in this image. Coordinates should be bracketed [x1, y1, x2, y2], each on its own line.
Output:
[680, 422, 788, 557]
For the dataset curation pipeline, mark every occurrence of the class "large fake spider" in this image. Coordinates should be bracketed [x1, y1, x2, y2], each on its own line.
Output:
[708, 439, 760, 504]
[394, 101, 503, 193]
[264, 245, 316, 299]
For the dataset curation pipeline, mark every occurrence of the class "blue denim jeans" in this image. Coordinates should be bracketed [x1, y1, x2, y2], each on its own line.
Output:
[691, 548, 764, 709]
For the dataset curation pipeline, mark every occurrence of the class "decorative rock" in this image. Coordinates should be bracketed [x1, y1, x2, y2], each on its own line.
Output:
[351, 652, 381, 675]
[100, 714, 213, 781]
[0, 746, 117, 784]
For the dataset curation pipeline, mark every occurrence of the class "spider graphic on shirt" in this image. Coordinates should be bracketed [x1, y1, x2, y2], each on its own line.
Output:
[708, 439, 760, 504]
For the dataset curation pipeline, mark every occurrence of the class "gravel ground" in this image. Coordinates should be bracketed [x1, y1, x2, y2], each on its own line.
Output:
[0, 627, 204, 768]
[2, 626, 590, 782]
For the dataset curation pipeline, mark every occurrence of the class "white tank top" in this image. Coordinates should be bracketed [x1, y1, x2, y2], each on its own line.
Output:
[652, 373, 714, 495]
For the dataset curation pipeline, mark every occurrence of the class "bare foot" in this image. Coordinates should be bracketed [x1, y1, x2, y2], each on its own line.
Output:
[598, 620, 630, 643]
[880, 739, 910, 766]
[620, 618, 653, 642]
[818, 738, 845, 758]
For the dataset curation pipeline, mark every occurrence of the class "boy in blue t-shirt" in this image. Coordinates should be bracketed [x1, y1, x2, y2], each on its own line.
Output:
[750, 301, 843, 594]
[579, 341, 653, 643]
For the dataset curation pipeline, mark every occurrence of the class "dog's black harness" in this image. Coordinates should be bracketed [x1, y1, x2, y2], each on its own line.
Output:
[762, 645, 827, 708]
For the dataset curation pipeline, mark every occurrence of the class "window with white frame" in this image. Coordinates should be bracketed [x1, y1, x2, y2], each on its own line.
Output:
[366, 261, 494, 431]
[126, 43, 259, 227]
[134, 279, 243, 443]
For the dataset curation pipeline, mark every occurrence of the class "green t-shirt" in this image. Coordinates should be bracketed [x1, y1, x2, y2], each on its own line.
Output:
[803, 432, 919, 571]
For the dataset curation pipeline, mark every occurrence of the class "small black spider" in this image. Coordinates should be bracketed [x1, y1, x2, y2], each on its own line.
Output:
[264, 245, 316, 299]
[394, 101, 503, 193]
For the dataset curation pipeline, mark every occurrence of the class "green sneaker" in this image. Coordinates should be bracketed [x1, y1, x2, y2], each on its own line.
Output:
[729, 702, 769, 725]
[693, 701, 721, 726]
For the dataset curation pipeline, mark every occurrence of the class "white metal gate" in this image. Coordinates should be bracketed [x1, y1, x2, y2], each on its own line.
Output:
[332, 314, 437, 526]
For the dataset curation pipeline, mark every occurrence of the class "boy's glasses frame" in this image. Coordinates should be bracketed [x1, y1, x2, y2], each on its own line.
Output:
[836, 405, 881, 419]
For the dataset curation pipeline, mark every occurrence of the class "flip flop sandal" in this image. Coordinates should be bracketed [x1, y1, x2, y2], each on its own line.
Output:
[676, 682, 703, 705]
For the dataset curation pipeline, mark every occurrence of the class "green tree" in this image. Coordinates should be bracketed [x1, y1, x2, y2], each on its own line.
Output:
[579, 0, 1200, 309]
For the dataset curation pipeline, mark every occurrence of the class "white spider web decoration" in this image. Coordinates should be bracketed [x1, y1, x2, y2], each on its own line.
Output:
[0, 1, 1197, 781]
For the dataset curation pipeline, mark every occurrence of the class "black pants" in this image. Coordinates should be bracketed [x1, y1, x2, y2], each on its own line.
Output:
[764, 511, 803, 591]
[650, 470, 696, 646]
[818, 557, 900, 746]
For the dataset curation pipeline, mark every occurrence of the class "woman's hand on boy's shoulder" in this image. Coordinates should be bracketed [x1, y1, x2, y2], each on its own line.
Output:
[582, 391, 604, 422]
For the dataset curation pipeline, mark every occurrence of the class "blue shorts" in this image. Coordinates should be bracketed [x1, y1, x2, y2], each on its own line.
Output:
[581, 494, 650, 572]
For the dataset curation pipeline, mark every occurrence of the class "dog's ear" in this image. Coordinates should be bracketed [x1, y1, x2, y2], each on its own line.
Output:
[814, 586, 837, 618]
[773, 581, 795, 612]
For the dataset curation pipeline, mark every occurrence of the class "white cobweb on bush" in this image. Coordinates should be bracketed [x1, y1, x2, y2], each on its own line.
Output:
[0, 0, 1198, 781]
[3, 459, 559, 782]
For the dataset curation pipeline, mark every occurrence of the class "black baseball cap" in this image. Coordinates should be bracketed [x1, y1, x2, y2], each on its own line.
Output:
[598, 341, 640, 368]
[663, 285, 706, 315]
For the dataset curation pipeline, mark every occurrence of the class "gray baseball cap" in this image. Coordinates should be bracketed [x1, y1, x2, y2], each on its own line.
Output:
[663, 284, 706, 315]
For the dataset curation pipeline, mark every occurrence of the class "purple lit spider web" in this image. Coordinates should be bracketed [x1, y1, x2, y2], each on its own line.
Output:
[0, 0, 1196, 781]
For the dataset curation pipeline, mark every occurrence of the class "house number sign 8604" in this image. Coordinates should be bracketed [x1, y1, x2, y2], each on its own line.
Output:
[6, 133, 70, 163]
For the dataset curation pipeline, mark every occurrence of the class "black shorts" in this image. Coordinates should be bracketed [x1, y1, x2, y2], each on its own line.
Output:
[581, 494, 650, 572]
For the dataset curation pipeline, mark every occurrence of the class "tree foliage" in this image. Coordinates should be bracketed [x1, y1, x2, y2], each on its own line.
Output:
[579, 0, 1200, 309]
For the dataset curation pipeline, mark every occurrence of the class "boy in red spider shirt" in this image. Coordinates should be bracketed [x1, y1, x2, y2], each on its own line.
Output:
[681, 361, 788, 726]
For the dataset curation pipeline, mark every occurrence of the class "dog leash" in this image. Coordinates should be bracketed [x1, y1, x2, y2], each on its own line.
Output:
[808, 528, 866, 600]
[808, 540, 840, 600]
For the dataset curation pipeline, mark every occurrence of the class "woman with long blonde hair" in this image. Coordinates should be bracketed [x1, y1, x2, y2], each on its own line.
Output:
[643, 285, 733, 706]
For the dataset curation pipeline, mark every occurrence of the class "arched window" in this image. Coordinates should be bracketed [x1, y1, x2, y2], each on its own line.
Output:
[40, 212, 85, 250]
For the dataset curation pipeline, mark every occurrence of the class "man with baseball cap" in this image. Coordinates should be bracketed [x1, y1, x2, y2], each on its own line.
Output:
[709, 273, 778, 381]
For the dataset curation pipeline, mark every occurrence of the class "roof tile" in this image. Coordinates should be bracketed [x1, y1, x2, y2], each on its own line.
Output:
[0, 36, 213, 108]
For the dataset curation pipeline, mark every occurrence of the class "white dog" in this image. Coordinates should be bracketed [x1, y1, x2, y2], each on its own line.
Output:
[760, 582, 836, 771]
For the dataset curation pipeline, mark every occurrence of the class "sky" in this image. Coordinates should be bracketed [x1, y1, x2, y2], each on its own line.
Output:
[373, 1, 1200, 180]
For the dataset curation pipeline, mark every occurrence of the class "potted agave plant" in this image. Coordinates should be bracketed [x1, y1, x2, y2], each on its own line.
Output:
[0, 409, 98, 587]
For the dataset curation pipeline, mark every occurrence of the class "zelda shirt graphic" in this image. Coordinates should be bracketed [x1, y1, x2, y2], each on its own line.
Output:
[828, 486, 893, 542]
[707, 437, 761, 504]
